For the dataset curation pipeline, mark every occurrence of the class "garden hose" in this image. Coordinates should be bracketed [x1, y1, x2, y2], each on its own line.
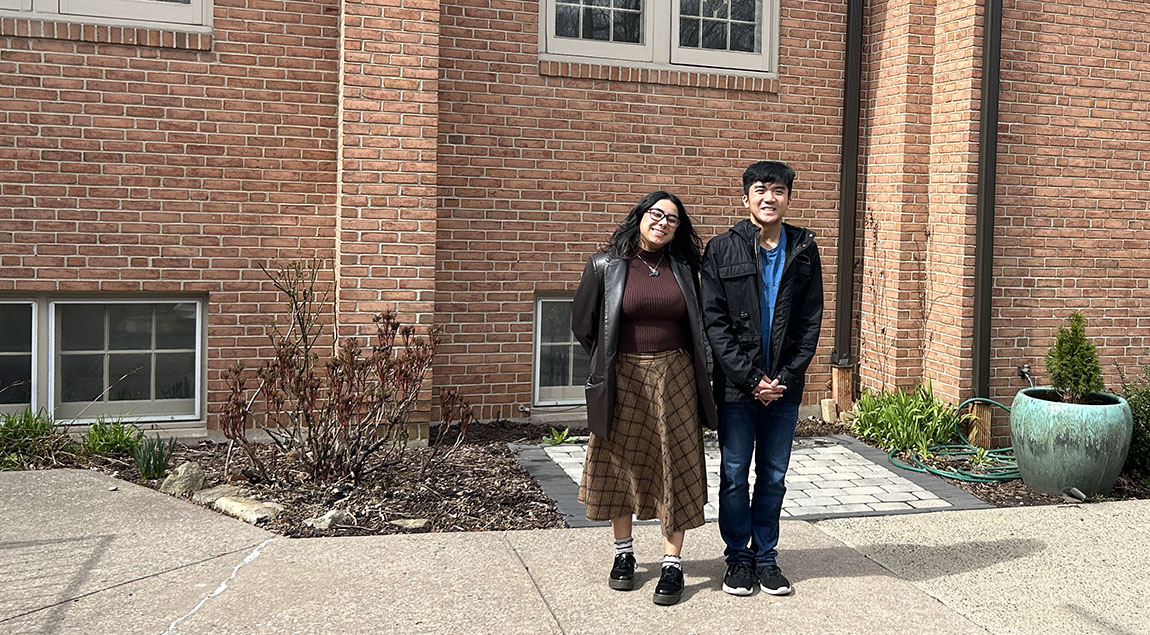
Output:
[886, 397, 1021, 483]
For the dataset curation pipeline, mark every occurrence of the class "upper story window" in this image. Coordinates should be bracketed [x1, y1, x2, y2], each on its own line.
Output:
[0, 0, 212, 31]
[540, 0, 778, 75]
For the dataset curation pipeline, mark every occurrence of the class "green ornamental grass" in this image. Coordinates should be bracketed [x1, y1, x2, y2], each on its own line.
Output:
[850, 383, 965, 457]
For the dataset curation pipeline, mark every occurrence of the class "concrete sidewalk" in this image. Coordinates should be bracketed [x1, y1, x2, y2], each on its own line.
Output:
[2, 469, 1147, 634]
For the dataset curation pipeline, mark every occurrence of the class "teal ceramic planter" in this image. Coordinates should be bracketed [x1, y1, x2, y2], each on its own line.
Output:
[1010, 387, 1133, 496]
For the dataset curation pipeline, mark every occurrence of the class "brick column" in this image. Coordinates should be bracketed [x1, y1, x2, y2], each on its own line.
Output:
[337, 0, 440, 422]
[857, 0, 936, 391]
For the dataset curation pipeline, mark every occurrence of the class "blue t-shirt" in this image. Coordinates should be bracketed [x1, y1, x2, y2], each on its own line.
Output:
[759, 229, 787, 376]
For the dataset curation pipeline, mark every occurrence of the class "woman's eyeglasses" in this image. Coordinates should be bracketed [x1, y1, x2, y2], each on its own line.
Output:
[646, 208, 680, 227]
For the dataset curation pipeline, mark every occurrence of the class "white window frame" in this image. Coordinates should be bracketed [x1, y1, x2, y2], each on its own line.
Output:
[540, 0, 778, 76]
[0, 299, 37, 416]
[1, 0, 212, 32]
[533, 296, 589, 407]
[47, 298, 205, 427]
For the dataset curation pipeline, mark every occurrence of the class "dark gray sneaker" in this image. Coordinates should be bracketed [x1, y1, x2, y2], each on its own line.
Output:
[757, 564, 793, 595]
[722, 562, 755, 596]
[608, 553, 636, 590]
[652, 565, 684, 606]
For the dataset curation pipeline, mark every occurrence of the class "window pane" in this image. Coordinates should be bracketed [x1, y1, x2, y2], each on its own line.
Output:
[731, 0, 756, 22]
[731, 22, 756, 52]
[583, 7, 611, 41]
[702, 19, 727, 49]
[60, 305, 105, 352]
[154, 0, 192, 4]
[156, 352, 195, 400]
[109, 305, 152, 350]
[680, 0, 699, 16]
[586, 0, 611, 6]
[156, 303, 197, 349]
[539, 345, 570, 387]
[108, 354, 151, 401]
[540, 301, 572, 343]
[572, 345, 590, 384]
[701, 0, 728, 19]
[60, 354, 104, 403]
[0, 356, 32, 405]
[613, 10, 641, 43]
[0, 305, 32, 353]
[556, 5, 580, 37]
[680, 17, 700, 47]
[613, 0, 639, 9]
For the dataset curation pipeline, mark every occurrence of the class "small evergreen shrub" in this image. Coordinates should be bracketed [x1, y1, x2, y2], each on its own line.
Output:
[850, 383, 966, 457]
[1044, 311, 1104, 404]
[1118, 363, 1150, 477]
[81, 416, 144, 456]
[132, 434, 177, 479]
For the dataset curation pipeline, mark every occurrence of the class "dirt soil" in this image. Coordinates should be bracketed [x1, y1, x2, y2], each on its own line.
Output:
[82, 416, 1149, 537]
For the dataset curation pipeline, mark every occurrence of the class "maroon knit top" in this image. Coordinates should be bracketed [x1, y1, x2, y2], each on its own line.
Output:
[619, 248, 688, 353]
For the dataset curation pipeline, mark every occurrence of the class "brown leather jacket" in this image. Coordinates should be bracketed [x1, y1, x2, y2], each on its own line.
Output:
[571, 251, 719, 440]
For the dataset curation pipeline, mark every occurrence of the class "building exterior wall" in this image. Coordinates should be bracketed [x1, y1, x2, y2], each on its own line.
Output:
[990, 0, 1150, 445]
[435, 0, 846, 420]
[0, 1, 342, 428]
[2, 0, 1148, 435]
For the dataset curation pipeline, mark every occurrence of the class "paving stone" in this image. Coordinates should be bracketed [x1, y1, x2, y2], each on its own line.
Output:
[909, 499, 951, 509]
[870, 502, 914, 511]
[876, 492, 918, 503]
[835, 494, 880, 505]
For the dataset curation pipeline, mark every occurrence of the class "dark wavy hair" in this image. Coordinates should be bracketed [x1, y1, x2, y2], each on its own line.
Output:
[605, 190, 703, 272]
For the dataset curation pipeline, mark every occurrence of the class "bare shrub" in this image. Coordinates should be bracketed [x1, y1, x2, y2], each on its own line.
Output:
[221, 262, 444, 484]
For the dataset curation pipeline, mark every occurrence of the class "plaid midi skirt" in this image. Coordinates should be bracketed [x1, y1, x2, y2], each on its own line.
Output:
[578, 349, 707, 536]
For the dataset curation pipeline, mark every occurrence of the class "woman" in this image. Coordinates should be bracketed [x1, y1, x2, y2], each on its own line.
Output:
[571, 190, 718, 606]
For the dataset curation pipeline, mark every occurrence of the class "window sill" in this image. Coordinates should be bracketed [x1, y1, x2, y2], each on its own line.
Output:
[538, 57, 779, 93]
[0, 15, 212, 51]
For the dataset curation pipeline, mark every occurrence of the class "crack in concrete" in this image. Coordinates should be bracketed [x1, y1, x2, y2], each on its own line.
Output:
[0, 540, 268, 627]
[164, 537, 276, 634]
[500, 532, 566, 635]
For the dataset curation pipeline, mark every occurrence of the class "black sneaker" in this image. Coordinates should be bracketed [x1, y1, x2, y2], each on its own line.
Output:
[722, 562, 755, 596]
[757, 564, 793, 595]
[652, 565, 684, 606]
[608, 553, 636, 591]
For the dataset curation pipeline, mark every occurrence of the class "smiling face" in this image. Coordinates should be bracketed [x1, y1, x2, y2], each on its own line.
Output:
[744, 180, 791, 231]
[637, 197, 680, 251]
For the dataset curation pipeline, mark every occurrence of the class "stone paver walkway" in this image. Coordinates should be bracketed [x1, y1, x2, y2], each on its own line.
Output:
[515, 434, 988, 527]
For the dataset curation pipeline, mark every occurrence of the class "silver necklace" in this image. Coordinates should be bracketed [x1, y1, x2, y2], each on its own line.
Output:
[635, 250, 664, 277]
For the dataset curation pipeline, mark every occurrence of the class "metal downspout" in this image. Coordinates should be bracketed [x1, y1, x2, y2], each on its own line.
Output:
[832, 0, 864, 407]
[973, 0, 1003, 398]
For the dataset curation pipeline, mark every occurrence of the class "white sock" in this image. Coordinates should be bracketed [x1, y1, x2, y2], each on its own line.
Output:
[614, 536, 634, 555]
[663, 554, 682, 570]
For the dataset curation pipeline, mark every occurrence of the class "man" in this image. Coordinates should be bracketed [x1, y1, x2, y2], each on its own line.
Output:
[701, 160, 824, 596]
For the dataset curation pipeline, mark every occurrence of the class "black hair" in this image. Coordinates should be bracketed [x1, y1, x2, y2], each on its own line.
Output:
[742, 160, 796, 196]
[605, 190, 703, 272]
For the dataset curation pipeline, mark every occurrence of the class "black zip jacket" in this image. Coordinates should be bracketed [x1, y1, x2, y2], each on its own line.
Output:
[701, 220, 824, 404]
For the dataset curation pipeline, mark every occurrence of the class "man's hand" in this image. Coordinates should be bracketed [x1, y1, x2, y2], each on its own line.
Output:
[753, 376, 787, 404]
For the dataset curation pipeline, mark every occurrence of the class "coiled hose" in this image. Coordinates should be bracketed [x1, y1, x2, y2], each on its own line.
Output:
[887, 397, 1021, 483]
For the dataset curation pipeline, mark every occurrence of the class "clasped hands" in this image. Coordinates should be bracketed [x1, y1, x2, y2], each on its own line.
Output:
[753, 376, 787, 404]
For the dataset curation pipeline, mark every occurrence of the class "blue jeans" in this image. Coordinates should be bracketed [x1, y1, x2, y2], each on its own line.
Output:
[717, 400, 799, 566]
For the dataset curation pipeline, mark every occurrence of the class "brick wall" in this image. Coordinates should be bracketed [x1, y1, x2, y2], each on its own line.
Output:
[435, 0, 848, 420]
[0, 1, 342, 425]
[990, 0, 1150, 444]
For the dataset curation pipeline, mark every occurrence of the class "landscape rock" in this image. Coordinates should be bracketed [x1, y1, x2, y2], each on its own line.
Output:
[214, 496, 285, 525]
[303, 509, 353, 529]
[388, 518, 431, 533]
[160, 462, 206, 496]
[192, 484, 246, 505]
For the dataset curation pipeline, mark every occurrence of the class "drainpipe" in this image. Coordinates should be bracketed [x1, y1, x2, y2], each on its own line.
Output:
[970, 0, 1004, 445]
[831, 0, 864, 417]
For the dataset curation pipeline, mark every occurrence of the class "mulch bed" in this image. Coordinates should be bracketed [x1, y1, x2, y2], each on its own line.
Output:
[69, 416, 1149, 537]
